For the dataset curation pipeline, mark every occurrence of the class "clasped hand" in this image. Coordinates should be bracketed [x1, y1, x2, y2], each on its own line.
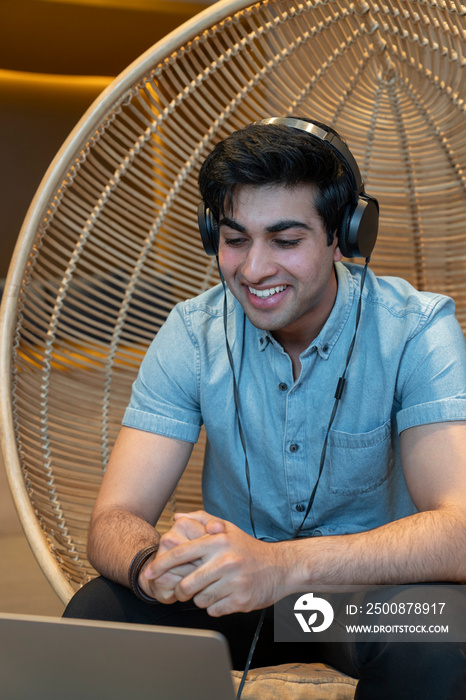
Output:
[140, 511, 284, 616]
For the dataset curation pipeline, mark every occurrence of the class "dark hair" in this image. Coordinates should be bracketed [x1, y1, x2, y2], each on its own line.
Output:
[198, 119, 355, 245]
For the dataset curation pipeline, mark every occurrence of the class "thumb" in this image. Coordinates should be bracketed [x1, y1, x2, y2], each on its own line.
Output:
[205, 518, 227, 535]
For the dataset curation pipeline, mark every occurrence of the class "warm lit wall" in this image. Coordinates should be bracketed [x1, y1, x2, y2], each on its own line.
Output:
[0, 0, 210, 287]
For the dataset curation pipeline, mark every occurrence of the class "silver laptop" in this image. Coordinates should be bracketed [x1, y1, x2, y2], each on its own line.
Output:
[0, 612, 236, 700]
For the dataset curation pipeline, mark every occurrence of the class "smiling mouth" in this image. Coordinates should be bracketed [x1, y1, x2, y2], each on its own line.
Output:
[248, 285, 287, 299]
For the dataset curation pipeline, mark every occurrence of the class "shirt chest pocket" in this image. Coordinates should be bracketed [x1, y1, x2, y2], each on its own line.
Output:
[326, 420, 394, 496]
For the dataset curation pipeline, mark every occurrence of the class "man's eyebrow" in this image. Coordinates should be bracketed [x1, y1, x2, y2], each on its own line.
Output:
[219, 217, 311, 233]
[266, 219, 311, 233]
[219, 217, 245, 232]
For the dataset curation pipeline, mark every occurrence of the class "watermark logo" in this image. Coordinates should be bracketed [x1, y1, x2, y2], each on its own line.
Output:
[276, 586, 462, 643]
[293, 593, 334, 633]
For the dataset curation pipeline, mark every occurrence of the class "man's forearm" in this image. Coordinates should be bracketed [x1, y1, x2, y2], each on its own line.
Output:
[285, 507, 466, 591]
[87, 506, 160, 587]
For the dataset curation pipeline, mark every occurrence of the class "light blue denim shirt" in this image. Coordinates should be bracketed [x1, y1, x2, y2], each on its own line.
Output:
[123, 262, 466, 541]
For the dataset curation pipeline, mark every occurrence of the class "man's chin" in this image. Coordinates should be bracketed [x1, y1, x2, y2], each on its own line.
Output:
[243, 309, 284, 333]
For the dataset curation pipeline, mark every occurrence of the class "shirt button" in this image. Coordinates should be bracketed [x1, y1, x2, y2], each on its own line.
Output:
[289, 443, 299, 453]
[278, 382, 288, 391]
[322, 344, 329, 352]
[296, 504, 305, 512]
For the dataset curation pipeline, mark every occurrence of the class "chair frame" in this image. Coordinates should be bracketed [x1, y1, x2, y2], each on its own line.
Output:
[1, 0, 465, 605]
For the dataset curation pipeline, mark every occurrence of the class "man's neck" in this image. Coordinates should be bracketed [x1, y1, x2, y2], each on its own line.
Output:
[271, 327, 317, 382]
[271, 270, 339, 381]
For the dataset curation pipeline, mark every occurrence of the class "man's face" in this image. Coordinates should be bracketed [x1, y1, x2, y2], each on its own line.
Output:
[218, 183, 342, 349]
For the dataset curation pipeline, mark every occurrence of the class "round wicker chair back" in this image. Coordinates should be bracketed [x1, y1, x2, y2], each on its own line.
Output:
[1, 0, 465, 603]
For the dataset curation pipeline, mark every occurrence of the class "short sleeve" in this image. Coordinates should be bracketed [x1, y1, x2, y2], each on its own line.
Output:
[122, 302, 202, 443]
[395, 299, 466, 433]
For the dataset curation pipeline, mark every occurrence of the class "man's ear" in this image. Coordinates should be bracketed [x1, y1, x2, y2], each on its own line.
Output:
[332, 232, 343, 262]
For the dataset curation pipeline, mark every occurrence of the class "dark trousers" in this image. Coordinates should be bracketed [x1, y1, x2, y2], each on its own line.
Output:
[64, 577, 466, 699]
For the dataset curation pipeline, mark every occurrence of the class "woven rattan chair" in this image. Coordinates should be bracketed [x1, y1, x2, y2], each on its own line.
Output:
[1, 2, 465, 692]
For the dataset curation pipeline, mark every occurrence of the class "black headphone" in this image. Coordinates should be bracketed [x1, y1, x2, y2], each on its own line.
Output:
[198, 116, 379, 259]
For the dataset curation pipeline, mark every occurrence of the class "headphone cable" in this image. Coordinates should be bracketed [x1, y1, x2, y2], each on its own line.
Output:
[218, 258, 369, 698]
[218, 260, 258, 539]
[292, 257, 369, 538]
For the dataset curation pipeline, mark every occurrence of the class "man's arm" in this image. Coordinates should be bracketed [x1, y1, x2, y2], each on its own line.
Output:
[146, 421, 466, 616]
[87, 426, 194, 587]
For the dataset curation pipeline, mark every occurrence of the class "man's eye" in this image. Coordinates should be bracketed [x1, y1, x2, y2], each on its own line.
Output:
[224, 238, 245, 246]
[275, 239, 300, 247]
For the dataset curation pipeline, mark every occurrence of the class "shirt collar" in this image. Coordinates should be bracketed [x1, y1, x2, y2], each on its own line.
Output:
[256, 262, 355, 358]
[257, 330, 271, 351]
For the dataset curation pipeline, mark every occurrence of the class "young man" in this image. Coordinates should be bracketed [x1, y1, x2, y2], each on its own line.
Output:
[65, 118, 466, 698]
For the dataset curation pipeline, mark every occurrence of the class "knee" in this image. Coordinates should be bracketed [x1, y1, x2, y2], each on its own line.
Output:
[356, 641, 466, 700]
[370, 639, 465, 670]
[63, 576, 136, 623]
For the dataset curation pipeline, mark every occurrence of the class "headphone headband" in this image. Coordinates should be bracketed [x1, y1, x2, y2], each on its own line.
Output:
[198, 117, 379, 259]
[256, 117, 364, 194]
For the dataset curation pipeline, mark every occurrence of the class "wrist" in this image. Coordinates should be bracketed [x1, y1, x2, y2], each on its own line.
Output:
[274, 539, 315, 593]
[128, 544, 159, 603]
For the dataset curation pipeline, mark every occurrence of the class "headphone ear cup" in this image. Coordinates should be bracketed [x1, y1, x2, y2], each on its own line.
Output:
[338, 196, 379, 259]
[197, 202, 219, 256]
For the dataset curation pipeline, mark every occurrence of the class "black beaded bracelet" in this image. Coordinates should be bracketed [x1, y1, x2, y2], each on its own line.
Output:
[128, 544, 159, 604]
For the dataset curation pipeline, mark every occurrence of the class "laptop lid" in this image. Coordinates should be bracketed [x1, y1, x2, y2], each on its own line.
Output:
[0, 612, 236, 700]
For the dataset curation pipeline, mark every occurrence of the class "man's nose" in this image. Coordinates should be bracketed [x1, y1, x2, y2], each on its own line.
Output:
[242, 242, 276, 282]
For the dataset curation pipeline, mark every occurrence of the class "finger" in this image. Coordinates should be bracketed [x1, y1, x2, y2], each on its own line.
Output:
[143, 562, 198, 604]
[174, 565, 223, 605]
[186, 579, 245, 617]
[146, 562, 197, 582]
[139, 566, 182, 604]
[174, 510, 212, 525]
[146, 537, 211, 579]
[175, 511, 227, 535]
[206, 594, 259, 617]
[159, 517, 207, 552]
[205, 519, 226, 535]
[195, 580, 259, 617]
[172, 545, 238, 603]
[206, 595, 241, 617]
[148, 573, 181, 604]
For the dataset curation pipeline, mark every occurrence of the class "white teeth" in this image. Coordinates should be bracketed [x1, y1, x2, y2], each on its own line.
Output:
[248, 285, 287, 298]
